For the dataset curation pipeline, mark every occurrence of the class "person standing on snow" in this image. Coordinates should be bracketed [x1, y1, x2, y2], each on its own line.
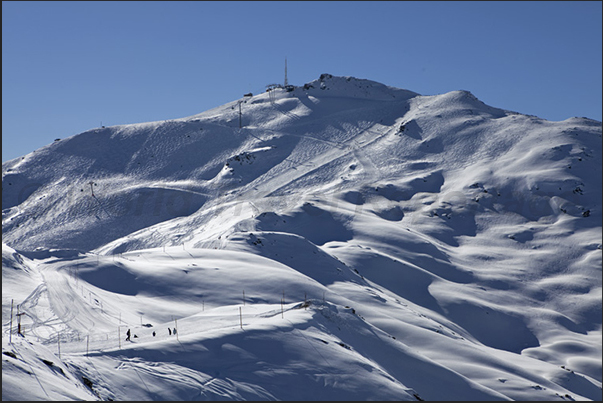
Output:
[126, 328, 131, 341]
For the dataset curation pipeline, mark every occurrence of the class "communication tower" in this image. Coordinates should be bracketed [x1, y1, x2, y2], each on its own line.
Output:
[284, 58, 288, 87]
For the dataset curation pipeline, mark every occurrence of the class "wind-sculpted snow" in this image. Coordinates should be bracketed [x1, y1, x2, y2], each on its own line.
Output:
[3, 75, 602, 400]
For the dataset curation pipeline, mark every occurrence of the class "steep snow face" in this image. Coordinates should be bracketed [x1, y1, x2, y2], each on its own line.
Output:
[2, 75, 602, 401]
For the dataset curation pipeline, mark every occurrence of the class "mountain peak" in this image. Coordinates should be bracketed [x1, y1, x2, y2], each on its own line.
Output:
[299, 73, 420, 101]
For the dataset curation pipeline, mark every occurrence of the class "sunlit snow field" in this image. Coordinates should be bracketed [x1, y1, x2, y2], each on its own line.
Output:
[3, 75, 601, 400]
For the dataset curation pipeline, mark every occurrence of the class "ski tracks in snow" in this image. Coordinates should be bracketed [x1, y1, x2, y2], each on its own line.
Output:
[237, 122, 388, 201]
[20, 261, 103, 343]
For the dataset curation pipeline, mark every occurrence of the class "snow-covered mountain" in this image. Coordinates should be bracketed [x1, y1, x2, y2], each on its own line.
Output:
[2, 74, 601, 401]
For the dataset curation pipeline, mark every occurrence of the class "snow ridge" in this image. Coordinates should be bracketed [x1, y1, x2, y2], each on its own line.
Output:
[2, 74, 602, 401]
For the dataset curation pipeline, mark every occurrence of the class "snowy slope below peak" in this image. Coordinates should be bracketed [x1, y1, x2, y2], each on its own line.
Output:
[3, 74, 602, 401]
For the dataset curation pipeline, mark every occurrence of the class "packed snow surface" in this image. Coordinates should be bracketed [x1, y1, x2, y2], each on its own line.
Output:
[3, 75, 602, 400]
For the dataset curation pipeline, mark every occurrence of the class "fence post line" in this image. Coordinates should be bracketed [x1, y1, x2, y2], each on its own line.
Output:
[239, 307, 243, 329]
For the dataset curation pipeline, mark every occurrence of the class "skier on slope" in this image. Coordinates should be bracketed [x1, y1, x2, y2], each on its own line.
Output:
[126, 328, 131, 341]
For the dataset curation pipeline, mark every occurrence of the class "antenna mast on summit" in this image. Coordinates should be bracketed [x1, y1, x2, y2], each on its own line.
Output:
[284, 58, 288, 87]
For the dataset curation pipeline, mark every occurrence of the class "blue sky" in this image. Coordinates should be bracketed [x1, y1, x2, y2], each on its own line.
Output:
[3, 1, 602, 162]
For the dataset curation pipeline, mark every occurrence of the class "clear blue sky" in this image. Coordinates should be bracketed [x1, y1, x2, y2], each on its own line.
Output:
[3, 1, 602, 162]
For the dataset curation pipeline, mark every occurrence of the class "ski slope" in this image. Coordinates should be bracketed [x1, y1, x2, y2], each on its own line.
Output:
[3, 75, 602, 400]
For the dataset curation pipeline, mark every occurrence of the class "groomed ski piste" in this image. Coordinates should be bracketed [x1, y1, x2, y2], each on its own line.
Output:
[2, 75, 602, 400]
